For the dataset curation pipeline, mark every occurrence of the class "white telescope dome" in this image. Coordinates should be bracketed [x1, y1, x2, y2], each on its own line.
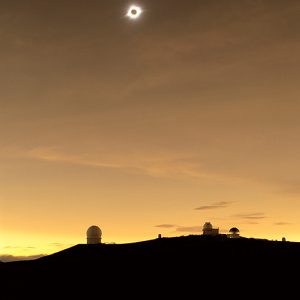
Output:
[203, 222, 213, 231]
[87, 225, 102, 244]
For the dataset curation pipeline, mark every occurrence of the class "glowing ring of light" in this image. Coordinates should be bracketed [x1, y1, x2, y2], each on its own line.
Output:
[127, 5, 142, 19]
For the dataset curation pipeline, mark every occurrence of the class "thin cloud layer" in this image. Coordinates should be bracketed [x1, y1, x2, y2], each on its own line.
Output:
[48, 242, 74, 248]
[195, 201, 231, 210]
[0, 254, 45, 262]
[154, 224, 176, 228]
[2, 246, 36, 249]
[176, 226, 202, 233]
[273, 222, 291, 226]
[25, 147, 235, 182]
[232, 213, 266, 220]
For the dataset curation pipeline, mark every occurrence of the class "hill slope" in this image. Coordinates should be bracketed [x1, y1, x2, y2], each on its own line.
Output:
[1, 235, 300, 296]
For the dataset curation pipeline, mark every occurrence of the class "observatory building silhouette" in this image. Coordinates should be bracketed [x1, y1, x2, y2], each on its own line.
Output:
[228, 227, 240, 238]
[202, 222, 219, 236]
[87, 225, 102, 244]
[202, 222, 241, 238]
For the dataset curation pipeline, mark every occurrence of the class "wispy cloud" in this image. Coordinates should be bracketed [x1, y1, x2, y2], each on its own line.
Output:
[48, 242, 74, 248]
[232, 213, 266, 220]
[154, 224, 176, 228]
[23, 145, 300, 195]
[24, 147, 243, 184]
[27, 147, 130, 170]
[244, 221, 260, 225]
[0, 254, 45, 262]
[273, 222, 291, 226]
[2, 246, 36, 249]
[195, 201, 231, 210]
[176, 226, 202, 233]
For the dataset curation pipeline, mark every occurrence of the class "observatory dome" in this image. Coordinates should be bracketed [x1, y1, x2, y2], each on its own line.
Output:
[203, 222, 213, 231]
[229, 227, 240, 233]
[87, 225, 102, 244]
[228, 227, 240, 238]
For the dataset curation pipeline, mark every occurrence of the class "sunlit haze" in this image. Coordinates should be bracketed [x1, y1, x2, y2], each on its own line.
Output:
[1, 0, 300, 259]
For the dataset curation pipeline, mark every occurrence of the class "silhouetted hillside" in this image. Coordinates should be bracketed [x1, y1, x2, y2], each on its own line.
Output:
[1, 235, 300, 297]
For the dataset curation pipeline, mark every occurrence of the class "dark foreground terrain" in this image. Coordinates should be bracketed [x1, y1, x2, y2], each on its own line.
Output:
[1, 235, 300, 297]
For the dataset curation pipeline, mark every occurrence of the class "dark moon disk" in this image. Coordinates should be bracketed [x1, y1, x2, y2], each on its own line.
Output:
[127, 5, 142, 19]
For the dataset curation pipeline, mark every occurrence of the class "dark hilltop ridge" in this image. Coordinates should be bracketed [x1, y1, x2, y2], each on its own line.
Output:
[1, 235, 300, 297]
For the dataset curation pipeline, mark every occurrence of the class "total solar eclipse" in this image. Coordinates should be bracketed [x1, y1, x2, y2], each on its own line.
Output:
[127, 5, 142, 19]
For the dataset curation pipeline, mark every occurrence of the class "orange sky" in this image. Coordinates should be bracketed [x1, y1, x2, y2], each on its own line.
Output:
[1, 0, 300, 258]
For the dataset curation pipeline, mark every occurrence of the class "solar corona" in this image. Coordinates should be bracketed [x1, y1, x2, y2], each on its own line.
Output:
[127, 5, 142, 19]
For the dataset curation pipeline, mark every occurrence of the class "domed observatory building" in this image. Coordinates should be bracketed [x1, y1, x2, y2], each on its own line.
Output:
[228, 227, 240, 239]
[202, 222, 219, 236]
[87, 225, 102, 244]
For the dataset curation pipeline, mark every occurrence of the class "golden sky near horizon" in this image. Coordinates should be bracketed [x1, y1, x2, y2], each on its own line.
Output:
[1, 0, 300, 258]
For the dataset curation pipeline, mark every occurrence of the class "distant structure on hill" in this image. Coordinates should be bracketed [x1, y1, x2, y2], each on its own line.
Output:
[202, 222, 219, 236]
[228, 227, 240, 239]
[87, 225, 102, 244]
[202, 222, 241, 238]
